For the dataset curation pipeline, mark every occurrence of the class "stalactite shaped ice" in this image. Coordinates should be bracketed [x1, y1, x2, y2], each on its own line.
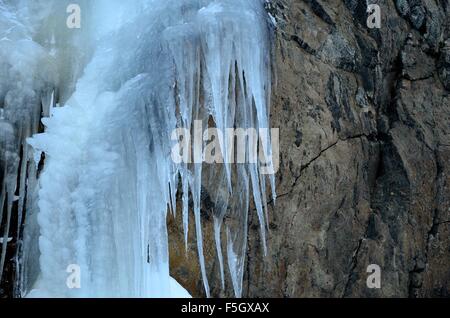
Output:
[0, 0, 58, 295]
[3, 0, 276, 298]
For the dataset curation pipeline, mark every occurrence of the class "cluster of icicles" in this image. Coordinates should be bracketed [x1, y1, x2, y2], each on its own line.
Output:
[1, 0, 275, 297]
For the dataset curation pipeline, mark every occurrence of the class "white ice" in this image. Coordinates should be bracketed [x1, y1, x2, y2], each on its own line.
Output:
[1, 0, 274, 298]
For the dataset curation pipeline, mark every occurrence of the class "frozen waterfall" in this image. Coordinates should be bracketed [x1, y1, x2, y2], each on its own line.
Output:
[1, 0, 275, 298]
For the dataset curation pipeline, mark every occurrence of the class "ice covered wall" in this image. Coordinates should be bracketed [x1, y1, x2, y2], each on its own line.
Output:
[0, 0, 57, 295]
[0, 0, 96, 296]
[2, 0, 274, 298]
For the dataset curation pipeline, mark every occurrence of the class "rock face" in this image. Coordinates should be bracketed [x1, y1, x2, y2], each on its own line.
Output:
[169, 0, 449, 297]
[1, 0, 448, 298]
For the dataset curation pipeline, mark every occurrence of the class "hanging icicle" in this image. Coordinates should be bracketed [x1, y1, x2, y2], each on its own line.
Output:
[1, 0, 275, 298]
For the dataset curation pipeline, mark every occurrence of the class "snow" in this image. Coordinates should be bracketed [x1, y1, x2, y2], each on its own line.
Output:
[1, 0, 274, 298]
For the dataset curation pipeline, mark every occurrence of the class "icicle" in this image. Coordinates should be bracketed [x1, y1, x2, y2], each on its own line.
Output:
[6, 0, 276, 298]
[213, 216, 225, 289]
[0, 1, 58, 294]
[182, 171, 190, 251]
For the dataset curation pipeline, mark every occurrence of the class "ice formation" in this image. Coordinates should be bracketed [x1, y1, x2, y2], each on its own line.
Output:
[1, 0, 274, 298]
[0, 0, 58, 295]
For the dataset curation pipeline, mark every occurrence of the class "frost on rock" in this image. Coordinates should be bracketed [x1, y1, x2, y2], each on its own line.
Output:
[2, 0, 274, 298]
